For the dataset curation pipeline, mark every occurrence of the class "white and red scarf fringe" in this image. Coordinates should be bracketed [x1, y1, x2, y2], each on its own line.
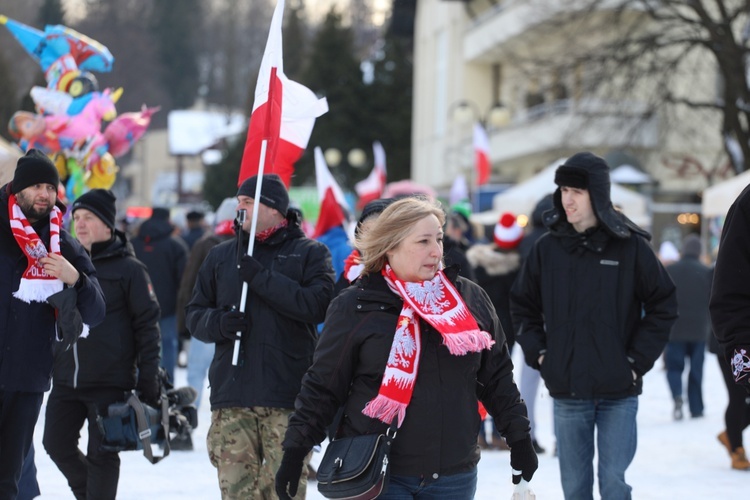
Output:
[362, 264, 495, 427]
[9, 194, 64, 303]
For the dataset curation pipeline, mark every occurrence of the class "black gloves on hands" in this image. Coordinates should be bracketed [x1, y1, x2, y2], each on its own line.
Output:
[219, 310, 249, 341]
[239, 255, 264, 283]
[275, 447, 309, 499]
[509, 436, 538, 484]
[137, 375, 161, 407]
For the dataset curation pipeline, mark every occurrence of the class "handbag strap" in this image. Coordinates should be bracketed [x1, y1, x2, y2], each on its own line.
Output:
[125, 392, 170, 464]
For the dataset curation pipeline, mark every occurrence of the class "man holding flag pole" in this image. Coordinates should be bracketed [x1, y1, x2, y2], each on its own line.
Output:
[186, 0, 334, 498]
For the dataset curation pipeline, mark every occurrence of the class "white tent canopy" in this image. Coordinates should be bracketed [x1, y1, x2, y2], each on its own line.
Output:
[701, 170, 750, 218]
[470, 160, 651, 228]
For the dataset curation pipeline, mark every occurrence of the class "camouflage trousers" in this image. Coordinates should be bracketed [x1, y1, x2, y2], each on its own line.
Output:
[208, 406, 309, 500]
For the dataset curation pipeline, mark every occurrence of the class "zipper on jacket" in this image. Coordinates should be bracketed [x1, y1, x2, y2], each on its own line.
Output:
[73, 342, 80, 389]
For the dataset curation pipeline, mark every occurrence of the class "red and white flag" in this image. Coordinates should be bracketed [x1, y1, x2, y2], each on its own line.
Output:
[473, 122, 491, 186]
[238, 0, 328, 187]
[355, 141, 387, 208]
[312, 146, 349, 238]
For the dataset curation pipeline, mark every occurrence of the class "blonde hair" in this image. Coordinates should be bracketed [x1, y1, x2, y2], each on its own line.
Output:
[358, 196, 446, 275]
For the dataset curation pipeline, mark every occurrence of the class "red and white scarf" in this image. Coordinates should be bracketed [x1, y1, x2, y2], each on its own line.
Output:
[9, 194, 64, 303]
[362, 264, 495, 427]
[343, 249, 363, 283]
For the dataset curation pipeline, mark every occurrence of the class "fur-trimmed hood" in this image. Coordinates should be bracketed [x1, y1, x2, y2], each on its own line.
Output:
[466, 243, 521, 276]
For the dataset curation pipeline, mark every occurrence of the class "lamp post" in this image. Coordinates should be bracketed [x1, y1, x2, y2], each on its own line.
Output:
[323, 147, 367, 190]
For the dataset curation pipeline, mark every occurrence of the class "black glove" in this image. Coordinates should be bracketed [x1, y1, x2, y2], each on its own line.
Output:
[47, 288, 84, 350]
[275, 447, 309, 499]
[239, 255, 264, 283]
[509, 436, 538, 484]
[219, 310, 249, 340]
[137, 374, 161, 407]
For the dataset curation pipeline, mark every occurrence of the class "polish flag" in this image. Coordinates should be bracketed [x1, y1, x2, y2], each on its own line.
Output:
[312, 147, 349, 238]
[238, 0, 328, 187]
[473, 122, 491, 186]
[355, 141, 387, 209]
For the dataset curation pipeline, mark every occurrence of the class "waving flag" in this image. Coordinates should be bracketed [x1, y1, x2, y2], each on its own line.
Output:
[473, 123, 491, 186]
[238, 0, 328, 187]
[355, 141, 387, 209]
[312, 147, 349, 238]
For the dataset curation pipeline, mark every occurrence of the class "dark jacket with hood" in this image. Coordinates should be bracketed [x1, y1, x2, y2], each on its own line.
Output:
[186, 211, 335, 410]
[710, 183, 750, 361]
[131, 212, 188, 318]
[0, 183, 106, 393]
[283, 267, 530, 478]
[665, 235, 711, 343]
[52, 230, 161, 392]
[511, 152, 677, 399]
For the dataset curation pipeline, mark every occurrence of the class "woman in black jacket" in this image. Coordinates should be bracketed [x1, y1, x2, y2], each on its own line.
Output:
[275, 197, 537, 499]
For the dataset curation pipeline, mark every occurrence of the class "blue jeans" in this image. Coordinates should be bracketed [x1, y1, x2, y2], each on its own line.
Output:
[381, 469, 477, 499]
[159, 315, 178, 384]
[187, 338, 214, 410]
[554, 397, 638, 500]
[664, 341, 705, 416]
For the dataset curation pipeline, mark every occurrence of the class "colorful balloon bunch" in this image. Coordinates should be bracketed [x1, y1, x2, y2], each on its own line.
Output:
[1, 14, 159, 201]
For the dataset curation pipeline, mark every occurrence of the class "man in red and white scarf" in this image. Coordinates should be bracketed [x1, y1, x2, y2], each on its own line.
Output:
[0, 149, 105, 498]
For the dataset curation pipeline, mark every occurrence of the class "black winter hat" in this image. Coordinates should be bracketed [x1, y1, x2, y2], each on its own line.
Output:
[12, 149, 60, 194]
[71, 189, 117, 230]
[546, 152, 649, 240]
[237, 174, 289, 216]
[355, 198, 394, 237]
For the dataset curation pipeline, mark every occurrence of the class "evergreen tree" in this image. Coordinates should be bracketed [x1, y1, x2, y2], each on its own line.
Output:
[0, 51, 18, 142]
[296, 7, 368, 188]
[18, 0, 66, 113]
[203, 135, 242, 209]
[368, 32, 413, 183]
[38, 0, 66, 25]
[150, 0, 202, 109]
[283, 0, 308, 82]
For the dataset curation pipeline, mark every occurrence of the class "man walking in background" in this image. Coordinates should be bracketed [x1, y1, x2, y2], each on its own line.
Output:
[132, 207, 188, 385]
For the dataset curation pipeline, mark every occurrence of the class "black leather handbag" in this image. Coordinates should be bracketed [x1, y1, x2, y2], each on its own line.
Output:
[317, 420, 398, 500]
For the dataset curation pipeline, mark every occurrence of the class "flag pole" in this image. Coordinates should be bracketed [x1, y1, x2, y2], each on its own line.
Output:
[232, 139, 268, 366]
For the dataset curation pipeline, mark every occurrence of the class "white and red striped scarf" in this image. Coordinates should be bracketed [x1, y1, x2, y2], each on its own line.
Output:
[9, 193, 64, 303]
[362, 264, 495, 427]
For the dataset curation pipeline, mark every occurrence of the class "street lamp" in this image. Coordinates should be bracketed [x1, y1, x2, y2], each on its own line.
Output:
[323, 147, 367, 189]
[450, 99, 512, 130]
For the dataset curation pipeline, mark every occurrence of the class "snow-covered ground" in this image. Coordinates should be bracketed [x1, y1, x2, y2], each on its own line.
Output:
[31, 347, 749, 499]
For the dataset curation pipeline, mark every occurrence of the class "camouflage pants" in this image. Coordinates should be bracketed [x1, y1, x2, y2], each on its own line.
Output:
[207, 407, 309, 500]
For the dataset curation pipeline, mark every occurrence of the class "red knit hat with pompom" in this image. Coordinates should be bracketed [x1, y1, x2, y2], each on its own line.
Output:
[493, 212, 523, 249]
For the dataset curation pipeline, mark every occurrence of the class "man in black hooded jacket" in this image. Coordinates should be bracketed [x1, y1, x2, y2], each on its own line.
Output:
[510, 152, 677, 499]
[43, 189, 161, 500]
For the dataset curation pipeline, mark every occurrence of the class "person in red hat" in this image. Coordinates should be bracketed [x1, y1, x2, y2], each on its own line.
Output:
[467, 211, 524, 449]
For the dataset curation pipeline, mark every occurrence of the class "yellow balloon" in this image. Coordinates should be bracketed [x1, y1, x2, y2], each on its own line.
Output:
[52, 153, 69, 180]
[85, 153, 118, 189]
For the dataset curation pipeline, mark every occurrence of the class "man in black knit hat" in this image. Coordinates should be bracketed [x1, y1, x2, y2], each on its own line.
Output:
[43, 188, 161, 499]
[0, 150, 105, 498]
[187, 174, 335, 499]
[511, 152, 677, 499]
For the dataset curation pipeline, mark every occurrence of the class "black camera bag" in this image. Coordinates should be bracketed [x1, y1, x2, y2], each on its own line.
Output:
[97, 392, 170, 464]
